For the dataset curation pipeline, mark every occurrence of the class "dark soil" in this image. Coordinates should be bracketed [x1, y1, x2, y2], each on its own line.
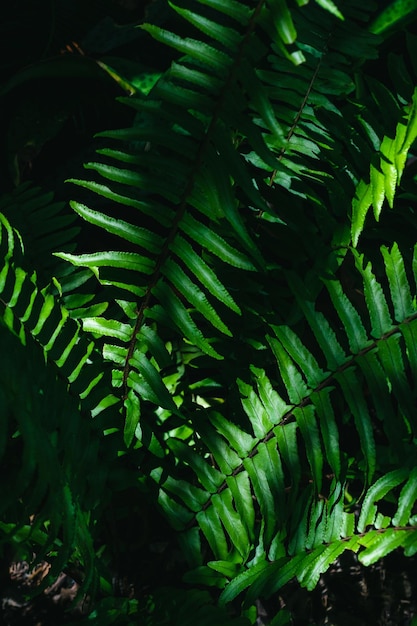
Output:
[1, 561, 86, 625]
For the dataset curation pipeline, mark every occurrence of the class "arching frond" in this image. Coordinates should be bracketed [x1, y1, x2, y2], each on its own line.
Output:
[2, 0, 417, 621]
[152, 242, 417, 603]
[221, 467, 417, 604]
[58, 0, 403, 452]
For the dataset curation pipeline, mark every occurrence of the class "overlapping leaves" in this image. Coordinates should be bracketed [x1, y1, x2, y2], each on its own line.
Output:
[1, 0, 417, 622]
[59, 0, 408, 449]
[152, 242, 417, 599]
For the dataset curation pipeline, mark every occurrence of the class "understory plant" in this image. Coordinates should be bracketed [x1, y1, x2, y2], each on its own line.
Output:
[2, 0, 417, 623]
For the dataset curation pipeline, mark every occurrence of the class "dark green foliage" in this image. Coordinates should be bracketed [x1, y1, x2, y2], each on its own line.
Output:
[2, 0, 417, 624]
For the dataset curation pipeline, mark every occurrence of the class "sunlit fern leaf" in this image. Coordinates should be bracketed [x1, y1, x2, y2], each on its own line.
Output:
[220, 468, 417, 604]
[56, 1, 395, 469]
[70, 201, 164, 254]
[169, 236, 243, 313]
[351, 87, 417, 246]
[150, 242, 417, 603]
[353, 250, 394, 337]
[314, 0, 344, 20]
[0, 216, 118, 418]
[3, 0, 417, 617]
[369, 0, 417, 36]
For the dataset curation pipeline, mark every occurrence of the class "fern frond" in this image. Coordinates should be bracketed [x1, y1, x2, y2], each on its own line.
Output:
[0, 213, 118, 418]
[55, 0, 393, 468]
[351, 87, 417, 246]
[151, 241, 417, 604]
[222, 466, 417, 604]
[0, 321, 103, 593]
[4, 0, 416, 616]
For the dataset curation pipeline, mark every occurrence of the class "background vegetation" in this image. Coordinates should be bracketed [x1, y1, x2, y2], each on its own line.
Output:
[2, 0, 417, 624]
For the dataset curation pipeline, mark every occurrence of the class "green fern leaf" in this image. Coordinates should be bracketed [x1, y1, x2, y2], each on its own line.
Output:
[151, 282, 223, 359]
[291, 292, 347, 371]
[237, 377, 285, 438]
[359, 528, 417, 566]
[123, 389, 140, 447]
[370, 0, 417, 35]
[82, 317, 133, 341]
[351, 87, 417, 245]
[243, 440, 286, 544]
[162, 258, 232, 336]
[170, 236, 242, 313]
[210, 411, 254, 457]
[269, 325, 326, 388]
[357, 469, 409, 532]
[314, 0, 344, 19]
[310, 388, 341, 479]
[323, 277, 369, 353]
[141, 25, 231, 71]
[169, 3, 242, 50]
[354, 251, 393, 337]
[68, 178, 174, 226]
[167, 438, 224, 492]
[129, 349, 180, 413]
[197, 421, 242, 475]
[181, 215, 255, 270]
[211, 488, 252, 559]
[336, 367, 376, 482]
[393, 467, 417, 526]
[57, 250, 155, 274]
[357, 350, 408, 456]
[381, 243, 414, 321]
[70, 201, 163, 253]
[270, 337, 310, 404]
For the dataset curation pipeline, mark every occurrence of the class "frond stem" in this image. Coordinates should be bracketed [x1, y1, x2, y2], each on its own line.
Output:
[191, 311, 417, 517]
[122, 0, 266, 399]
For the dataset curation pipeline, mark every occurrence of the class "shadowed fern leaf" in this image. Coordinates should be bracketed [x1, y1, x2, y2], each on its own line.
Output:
[2, 0, 417, 622]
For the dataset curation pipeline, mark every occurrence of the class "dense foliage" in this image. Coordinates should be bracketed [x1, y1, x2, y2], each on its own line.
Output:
[2, 0, 417, 623]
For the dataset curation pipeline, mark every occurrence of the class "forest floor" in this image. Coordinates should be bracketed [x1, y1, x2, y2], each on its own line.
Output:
[1, 550, 417, 625]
